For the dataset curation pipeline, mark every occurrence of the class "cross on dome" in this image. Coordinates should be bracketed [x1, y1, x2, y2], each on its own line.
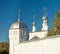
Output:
[43, 6, 46, 16]
[33, 14, 36, 22]
[18, 9, 20, 22]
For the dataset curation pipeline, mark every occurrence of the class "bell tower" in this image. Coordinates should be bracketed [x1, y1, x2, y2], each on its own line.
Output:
[42, 6, 48, 31]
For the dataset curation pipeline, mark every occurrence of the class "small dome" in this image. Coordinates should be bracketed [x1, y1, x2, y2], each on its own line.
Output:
[42, 16, 47, 20]
[32, 21, 36, 24]
[10, 21, 27, 29]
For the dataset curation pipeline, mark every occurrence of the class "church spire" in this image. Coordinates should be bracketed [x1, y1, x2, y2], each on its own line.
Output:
[32, 14, 36, 32]
[18, 9, 20, 22]
[42, 6, 48, 31]
[43, 6, 46, 16]
[33, 14, 36, 22]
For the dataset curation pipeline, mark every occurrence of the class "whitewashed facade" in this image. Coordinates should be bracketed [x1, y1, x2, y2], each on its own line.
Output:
[14, 35, 60, 54]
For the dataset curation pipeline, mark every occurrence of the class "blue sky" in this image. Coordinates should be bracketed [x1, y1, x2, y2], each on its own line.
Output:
[0, 0, 60, 42]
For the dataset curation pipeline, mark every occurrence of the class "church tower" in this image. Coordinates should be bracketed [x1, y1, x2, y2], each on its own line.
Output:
[9, 9, 29, 54]
[42, 6, 48, 31]
[32, 15, 36, 32]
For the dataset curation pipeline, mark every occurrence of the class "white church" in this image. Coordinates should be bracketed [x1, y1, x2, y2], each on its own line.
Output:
[9, 7, 60, 54]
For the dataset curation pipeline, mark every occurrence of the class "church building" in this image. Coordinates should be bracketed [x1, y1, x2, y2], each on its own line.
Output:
[9, 7, 60, 54]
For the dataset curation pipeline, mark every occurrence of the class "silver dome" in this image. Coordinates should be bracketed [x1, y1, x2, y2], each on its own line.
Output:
[10, 21, 27, 29]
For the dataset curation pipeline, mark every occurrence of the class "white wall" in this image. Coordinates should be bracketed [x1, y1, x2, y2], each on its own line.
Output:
[15, 35, 60, 54]
[29, 31, 48, 40]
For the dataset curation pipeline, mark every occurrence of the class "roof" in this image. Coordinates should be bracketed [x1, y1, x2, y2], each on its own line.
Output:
[10, 21, 28, 29]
